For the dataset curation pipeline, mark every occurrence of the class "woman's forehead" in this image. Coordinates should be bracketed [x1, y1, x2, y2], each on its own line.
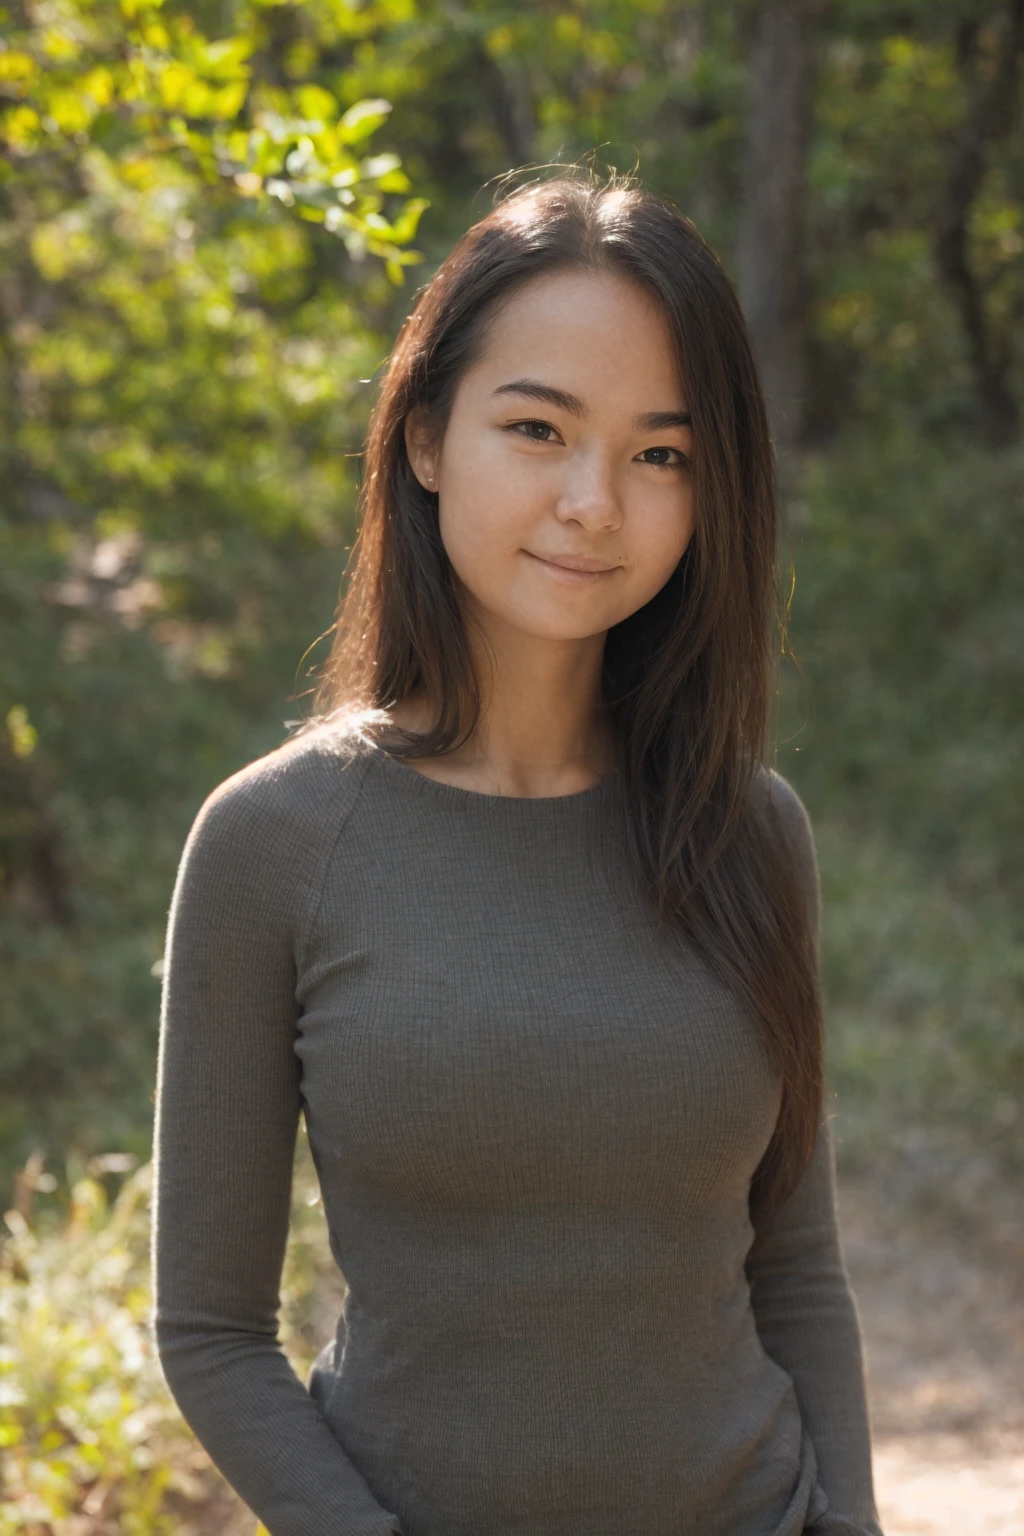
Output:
[459, 269, 687, 411]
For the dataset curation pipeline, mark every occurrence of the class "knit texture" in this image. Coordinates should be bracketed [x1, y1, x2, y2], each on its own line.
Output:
[150, 718, 884, 1536]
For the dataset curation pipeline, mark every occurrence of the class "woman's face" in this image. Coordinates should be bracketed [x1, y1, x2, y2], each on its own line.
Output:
[405, 266, 696, 645]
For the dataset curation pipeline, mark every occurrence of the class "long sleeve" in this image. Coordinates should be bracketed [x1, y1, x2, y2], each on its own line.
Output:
[149, 758, 403, 1536]
[744, 774, 884, 1536]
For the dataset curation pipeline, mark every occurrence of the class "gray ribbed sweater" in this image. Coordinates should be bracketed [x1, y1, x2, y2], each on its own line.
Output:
[150, 718, 883, 1536]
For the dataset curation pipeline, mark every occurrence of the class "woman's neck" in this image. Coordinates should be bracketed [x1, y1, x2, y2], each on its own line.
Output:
[387, 624, 615, 798]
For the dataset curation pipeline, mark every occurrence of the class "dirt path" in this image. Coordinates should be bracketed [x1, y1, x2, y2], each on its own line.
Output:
[838, 1178, 1024, 1535]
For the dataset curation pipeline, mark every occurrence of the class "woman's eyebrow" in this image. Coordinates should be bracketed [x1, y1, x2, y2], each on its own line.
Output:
[636, 409, 692, 431]
[492, 379, 691, 430]
[493, 379, 585, 416]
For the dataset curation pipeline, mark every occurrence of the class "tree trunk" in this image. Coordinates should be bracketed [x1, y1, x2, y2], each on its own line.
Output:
[735, 0, 816, 480]
[478, 48, 537, 169]
[935, 3, 1024, 448]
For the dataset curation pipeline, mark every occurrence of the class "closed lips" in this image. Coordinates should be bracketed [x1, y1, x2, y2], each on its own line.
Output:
[528, 552, 620, 572]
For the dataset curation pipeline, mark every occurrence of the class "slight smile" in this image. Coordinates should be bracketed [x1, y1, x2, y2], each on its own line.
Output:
[524, 550, 622, 584]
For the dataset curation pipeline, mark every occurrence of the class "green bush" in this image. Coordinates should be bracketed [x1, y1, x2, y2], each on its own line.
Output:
[775, 425, 1024, 1222]
[1, 1162, 186, 1533]
[0, 1131, 337, 1534]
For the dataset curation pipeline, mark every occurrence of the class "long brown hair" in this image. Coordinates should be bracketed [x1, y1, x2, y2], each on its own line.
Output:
[302, 165, 822, 1219]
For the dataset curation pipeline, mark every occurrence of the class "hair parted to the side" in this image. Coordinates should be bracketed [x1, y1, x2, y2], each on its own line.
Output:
[296, 161, 823, 1220]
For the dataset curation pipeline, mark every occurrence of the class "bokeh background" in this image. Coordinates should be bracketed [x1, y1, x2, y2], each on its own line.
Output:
[1, 1, 1021, 1532]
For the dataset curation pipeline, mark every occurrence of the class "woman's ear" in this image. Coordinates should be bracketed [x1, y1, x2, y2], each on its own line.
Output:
[404, 407, 439, 492]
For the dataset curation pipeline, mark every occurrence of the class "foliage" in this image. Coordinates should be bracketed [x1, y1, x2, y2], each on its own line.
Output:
[0, 1134, 337, 1532]
[0, 1161, 186, 1533]
[776, 423, 1024, 1207]
[0, 0, 429, 1176]
[0, 0, 429, 272]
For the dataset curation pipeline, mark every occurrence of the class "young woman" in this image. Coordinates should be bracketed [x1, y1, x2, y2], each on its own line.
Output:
[151, 170, 884, 1536]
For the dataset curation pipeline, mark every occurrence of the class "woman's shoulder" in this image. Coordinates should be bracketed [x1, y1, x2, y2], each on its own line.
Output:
[179, 710, 379, 869]
[748, 764, 815, 856]
[747, 763, 821, 944]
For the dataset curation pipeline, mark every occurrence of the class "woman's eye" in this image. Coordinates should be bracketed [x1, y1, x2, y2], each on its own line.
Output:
[505, 424, 689, 466]
[508, 419, 558, 442]
[639, 446, 690, 470]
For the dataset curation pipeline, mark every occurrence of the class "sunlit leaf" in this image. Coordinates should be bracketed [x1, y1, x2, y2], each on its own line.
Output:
[0, 50, 37, 88]
[211, 79, 248, 119]
[1, 103, 42, 148]
[201, 35, 253, 79]
[296, 83, 338, 122]
[338, 96, 392, 144]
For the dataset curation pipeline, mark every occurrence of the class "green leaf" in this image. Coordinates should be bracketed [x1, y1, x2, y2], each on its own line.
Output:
[388, 196, 430, 244]
[338, 96, 392, 144]
[296, 83, 338, 123]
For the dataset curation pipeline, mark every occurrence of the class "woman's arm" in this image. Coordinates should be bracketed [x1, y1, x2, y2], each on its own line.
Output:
[150, 755, 402, 1536]
[746, 1109, 884, 1536]
[744, 773, 884, 1536]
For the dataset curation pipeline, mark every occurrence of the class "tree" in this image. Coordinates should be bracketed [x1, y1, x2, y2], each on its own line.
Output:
[736, 0, 818, 470]
[934, 3, 1024, 445]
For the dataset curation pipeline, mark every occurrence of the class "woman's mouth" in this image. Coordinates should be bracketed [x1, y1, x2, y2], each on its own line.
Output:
[524, 550, 621, 583]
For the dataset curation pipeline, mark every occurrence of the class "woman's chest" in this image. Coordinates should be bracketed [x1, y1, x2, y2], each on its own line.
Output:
[294, 823, 781, 1217]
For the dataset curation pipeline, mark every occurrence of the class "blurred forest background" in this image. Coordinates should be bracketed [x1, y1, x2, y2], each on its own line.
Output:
[1, 0, 1022, 1531]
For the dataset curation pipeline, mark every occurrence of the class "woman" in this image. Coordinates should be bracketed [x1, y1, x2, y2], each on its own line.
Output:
[151, 169, 884, 1536]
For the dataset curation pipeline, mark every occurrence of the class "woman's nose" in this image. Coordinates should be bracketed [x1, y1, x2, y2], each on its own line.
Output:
[553, 449, 623, 531]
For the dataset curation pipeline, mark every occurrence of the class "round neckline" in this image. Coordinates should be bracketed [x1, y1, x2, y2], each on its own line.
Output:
[356, 729, 618, 815]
